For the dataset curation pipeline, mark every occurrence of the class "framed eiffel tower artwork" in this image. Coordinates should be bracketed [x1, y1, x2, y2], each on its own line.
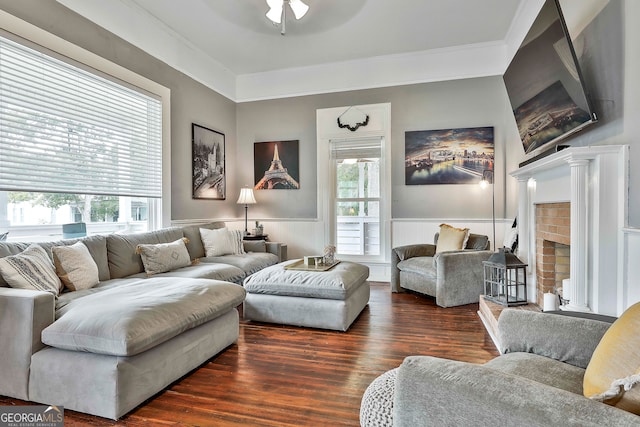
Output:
[192, 123, 226, 199]
[254, 140, 300, 190]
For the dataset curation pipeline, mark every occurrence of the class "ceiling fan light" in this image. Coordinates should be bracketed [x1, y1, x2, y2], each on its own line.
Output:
[265, 0, 283, 24]
[289, 0, 309, 20]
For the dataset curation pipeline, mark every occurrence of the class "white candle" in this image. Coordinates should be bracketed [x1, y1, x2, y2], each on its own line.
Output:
[543, 292, 558, 311]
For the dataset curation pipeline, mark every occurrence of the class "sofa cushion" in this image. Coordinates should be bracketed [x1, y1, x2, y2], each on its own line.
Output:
[181, 221, 226, 259]
[42, 277, 245, 356]
[397, 257, 436, 279]
[106, 228, 184, 279]
[129, 263, 246, 285]
[201, 252, 279, 276]
[466, 233, 490, 250]
[52, 242, 99, 291]
[243, 240, 266, 253]
[485, 352, 585, 395]
[584, 301, 640, 414]
[200, 228, 245, 257]
[135, 238, 192, 276]
[435, 224, 470, 253]
[0, 244, 62, 295]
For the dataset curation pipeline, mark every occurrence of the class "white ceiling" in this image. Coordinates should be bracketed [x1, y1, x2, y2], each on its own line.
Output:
[53, 0, 600, 102]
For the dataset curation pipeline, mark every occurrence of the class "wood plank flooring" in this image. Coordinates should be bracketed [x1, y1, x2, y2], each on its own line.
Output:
[0, 283, 499, 426]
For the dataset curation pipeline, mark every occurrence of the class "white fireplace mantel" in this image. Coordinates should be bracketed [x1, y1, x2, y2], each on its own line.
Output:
[510, 145, 629, 316]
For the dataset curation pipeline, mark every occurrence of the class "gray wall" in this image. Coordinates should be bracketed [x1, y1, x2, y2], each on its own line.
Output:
[1, 0, 636, 227]
[556, 0, 640, 226]
[0, 0, 239, 223]
[237, 76, 522, 222]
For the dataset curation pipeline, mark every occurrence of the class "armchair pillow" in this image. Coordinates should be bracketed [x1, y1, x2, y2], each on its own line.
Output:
[435, 224, 470, 253]
[584, 301, 640, 415]
[0, 244, 62, 295]
[135, 238, 192, 276]
[52, 241, 99, 291]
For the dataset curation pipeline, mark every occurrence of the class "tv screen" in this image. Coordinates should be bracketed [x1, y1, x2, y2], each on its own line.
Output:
[503, 0, 596, 158]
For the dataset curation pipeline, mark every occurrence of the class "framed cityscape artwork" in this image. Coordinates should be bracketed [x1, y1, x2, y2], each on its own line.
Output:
[405, 126, 494, 185]
[192, 123, 225, 199]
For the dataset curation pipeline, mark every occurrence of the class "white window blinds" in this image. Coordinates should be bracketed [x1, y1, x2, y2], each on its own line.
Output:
[0, 34, 162, 198]
[330, 138, 381, 161]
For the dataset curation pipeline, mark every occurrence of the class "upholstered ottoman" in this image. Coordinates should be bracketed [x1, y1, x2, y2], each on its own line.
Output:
[243, 260, 370, 331]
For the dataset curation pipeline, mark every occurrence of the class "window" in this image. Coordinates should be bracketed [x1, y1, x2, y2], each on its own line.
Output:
[0, 28, 164, 241]
[331, 139, 382, 256]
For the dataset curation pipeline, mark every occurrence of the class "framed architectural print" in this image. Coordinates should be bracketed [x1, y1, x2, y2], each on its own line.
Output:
[254, 140, 300, 190]
[192, 123, 225, 199]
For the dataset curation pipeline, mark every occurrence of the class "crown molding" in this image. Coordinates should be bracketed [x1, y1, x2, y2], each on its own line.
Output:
[56, 0, 544, 102]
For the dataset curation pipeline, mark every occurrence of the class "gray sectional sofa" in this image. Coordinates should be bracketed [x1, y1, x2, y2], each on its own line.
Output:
[0, 222, 284, 419]
[360, 310, 640, 426]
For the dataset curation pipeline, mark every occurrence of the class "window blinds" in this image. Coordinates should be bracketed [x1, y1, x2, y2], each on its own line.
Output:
[0, 34, 162, 198]
[330, 138, 381, 161]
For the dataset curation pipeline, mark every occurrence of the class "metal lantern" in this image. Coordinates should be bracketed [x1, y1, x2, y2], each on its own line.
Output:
[483, 248, 528, 306]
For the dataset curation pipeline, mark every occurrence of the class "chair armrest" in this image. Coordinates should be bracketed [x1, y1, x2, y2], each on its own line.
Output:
[391, 244, 436, 292]
[266, 242, 287, 262]
[498, 310, 611, 368]
[433, 249, 493, 307]
[393, 356, 639, 427]
[0, 288, 55, 400]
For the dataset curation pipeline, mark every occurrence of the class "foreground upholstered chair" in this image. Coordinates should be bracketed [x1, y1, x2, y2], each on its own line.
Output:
[360, 308, 640, 426]
[391, 227, 492, 307]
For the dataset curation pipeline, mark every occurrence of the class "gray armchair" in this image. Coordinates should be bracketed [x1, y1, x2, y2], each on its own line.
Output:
[391, 233, 492, 307]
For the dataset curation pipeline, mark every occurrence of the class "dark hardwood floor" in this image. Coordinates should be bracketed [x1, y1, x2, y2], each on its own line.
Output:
[0, 283, 499, 426]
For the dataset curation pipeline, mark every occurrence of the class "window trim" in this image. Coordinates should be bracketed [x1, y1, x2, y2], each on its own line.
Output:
[316, 103, 391, 264]
[0, 10, 171, 230]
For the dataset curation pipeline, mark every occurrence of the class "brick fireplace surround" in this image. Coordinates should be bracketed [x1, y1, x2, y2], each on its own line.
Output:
[535, 203, 570, 306]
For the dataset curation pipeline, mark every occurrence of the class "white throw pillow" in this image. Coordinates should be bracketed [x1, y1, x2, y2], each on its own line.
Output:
[200, 227, 245, 257]
[52, 242, 100, 291]
[0, 244, 62, 295]
[136, 238, 192, 276]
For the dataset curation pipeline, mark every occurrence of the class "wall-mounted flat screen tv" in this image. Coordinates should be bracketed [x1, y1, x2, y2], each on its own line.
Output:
[503, 0, 597, 159]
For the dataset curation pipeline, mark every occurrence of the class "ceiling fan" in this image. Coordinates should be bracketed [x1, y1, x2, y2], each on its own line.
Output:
[265, 0, 309, 35]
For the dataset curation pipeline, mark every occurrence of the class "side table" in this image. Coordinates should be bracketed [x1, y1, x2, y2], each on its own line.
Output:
[243, 234, 268, 241]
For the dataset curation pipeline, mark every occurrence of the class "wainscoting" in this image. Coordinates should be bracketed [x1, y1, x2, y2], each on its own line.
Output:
[173, 217, 510, 282]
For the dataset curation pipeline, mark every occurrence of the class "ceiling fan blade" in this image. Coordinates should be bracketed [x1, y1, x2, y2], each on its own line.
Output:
[289, 0, 309, 20]
[265, 0, 283, 24]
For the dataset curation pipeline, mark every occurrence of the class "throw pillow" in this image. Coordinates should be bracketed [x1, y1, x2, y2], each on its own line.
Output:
[0, 244, 62, 295]
[435, 224, 470, 253]
[135, 237, 192, 276]
[52, 241, 100, 291]
[583, 301, 640, 415]
[200, 228, 246, 257]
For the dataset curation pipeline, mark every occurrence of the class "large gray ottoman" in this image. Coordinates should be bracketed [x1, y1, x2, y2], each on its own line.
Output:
[243, 260, 370, 331]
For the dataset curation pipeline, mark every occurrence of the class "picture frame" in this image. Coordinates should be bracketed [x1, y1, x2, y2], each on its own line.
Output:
[192, 123, 225, 199]
[405, 126, 494, 185]
[254, 140, 300, 190]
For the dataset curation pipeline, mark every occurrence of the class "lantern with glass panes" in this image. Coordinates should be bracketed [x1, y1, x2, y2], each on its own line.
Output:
[483, 248, 528, 306]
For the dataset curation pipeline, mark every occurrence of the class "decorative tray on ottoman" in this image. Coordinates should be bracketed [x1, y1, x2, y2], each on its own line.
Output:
[284, 259, 341, 272]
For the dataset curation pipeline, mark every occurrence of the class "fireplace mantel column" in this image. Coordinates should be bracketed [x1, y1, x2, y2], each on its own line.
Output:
[566, 158, 590, 312]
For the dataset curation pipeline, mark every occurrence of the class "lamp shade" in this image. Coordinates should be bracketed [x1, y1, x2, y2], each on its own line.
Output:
[237, 188, 257, 205]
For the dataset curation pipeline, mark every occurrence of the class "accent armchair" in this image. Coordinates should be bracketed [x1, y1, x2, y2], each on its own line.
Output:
[391, 233, 492, 307]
